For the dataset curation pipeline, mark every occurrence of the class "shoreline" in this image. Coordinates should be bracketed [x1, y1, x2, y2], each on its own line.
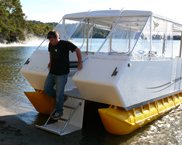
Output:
[0, 37, 46, 48]
[0, 105, 16, 117]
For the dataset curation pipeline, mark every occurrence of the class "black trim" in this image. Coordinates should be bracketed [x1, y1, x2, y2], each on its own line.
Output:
[24, 58, 30, 65]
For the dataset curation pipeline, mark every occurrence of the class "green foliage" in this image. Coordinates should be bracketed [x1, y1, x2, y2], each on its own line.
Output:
[0, 0, 109, 43]
[26, 21, 54, 37]
[0, 0, 26, 42]
[0, 0, 55, 43]
[92, 27, 109, 38]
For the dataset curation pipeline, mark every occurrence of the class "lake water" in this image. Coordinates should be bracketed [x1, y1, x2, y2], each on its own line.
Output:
[1, 45, 182, 144]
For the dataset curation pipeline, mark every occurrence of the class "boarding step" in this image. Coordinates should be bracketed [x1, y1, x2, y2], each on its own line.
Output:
[59, 117, 68, 122]
[36, 96, 85, 136]
[63, 104, 78, 110]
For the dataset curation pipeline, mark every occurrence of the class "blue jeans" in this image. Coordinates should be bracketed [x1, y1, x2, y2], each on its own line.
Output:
[44, 72, 68, 114]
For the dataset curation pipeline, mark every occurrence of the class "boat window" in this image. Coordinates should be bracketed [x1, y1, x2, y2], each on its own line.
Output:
[86, 23, 110, 52]
[172, 27, 181, 58]
[54, 19, 110, 53]
[54, 19, 86, 50]
[173, 23, 182, 58]
[132, 17, 151, 59]
[96, 16, 149, 54]
[172, 36, 181, 58]
[165, 22, 174, 58]
[151, 18, 173, 58]
[37, 19, 87, 51]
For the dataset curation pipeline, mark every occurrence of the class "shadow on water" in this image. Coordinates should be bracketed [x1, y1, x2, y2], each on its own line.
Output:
[1, 112, 162, 145]
[0, 112, 136, 145]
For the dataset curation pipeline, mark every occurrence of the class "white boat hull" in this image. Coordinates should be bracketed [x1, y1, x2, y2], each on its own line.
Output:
[21, 49, 87, 91]
[73, 55, 182, 109]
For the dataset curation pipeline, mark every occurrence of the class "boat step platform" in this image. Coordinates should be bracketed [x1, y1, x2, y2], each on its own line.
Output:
[36, 95, 85, 136]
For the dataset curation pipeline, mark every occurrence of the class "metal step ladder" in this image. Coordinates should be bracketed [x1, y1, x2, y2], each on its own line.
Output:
[36, 95, 85, 136]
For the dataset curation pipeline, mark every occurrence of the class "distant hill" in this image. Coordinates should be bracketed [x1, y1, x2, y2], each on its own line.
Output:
[26, 20, 56, 38]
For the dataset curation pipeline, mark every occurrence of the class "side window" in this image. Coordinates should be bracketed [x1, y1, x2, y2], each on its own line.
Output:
[132, 17, 151, 59]
[132, 17, 182, 60]
[163, 22, 173, 58]
[172, 31, 181, 58]
[151, 18, 173, 58]
[151, 18, 166, 57]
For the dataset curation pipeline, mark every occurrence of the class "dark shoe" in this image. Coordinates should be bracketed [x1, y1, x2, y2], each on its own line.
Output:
[51, 112, 63, 120]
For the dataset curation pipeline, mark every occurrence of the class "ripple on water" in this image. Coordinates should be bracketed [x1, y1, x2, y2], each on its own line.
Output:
[122, 105, 182, 145]
[0, 47, 35, 113]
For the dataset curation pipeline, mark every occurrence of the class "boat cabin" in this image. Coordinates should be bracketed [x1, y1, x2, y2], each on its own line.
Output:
[57, 10, 182, 59]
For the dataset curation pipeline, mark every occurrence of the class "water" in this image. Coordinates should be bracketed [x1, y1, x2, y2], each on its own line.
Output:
[1, 46, 182, 144]
[0, 47, 35, 111]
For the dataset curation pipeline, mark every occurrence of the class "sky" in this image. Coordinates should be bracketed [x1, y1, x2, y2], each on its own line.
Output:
[20, 0, 182, 24]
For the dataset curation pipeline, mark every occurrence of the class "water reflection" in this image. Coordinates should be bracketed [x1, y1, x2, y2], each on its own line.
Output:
[0, 47, 35, 114]
[0, 46, 182, 144]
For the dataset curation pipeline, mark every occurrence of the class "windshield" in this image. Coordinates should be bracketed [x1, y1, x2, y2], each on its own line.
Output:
[97, 16, 149, 54]
[35, 15, 149, 54]
[54, 18, 110, 52]
[30, 11, 182, 59]
[57, 16, 149, 54]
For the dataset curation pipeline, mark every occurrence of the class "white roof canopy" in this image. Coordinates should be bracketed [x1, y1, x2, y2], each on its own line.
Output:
[63, 10, 152, 29]
[63, 10, 182, 30]
[63, 10, 152, 20]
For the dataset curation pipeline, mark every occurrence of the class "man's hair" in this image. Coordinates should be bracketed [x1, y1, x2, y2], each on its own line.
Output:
[47, 31, 58, 39]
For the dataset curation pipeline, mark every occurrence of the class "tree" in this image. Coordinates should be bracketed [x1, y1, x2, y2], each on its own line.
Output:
[0, 0, 26, 42]
[26, 21, 54, 37]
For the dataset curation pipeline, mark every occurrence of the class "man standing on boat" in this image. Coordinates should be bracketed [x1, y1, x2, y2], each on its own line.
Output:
[44, 30, 83, 120]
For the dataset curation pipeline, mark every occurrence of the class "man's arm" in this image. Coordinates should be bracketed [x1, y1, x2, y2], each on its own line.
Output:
[75, 48, 83, 70]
